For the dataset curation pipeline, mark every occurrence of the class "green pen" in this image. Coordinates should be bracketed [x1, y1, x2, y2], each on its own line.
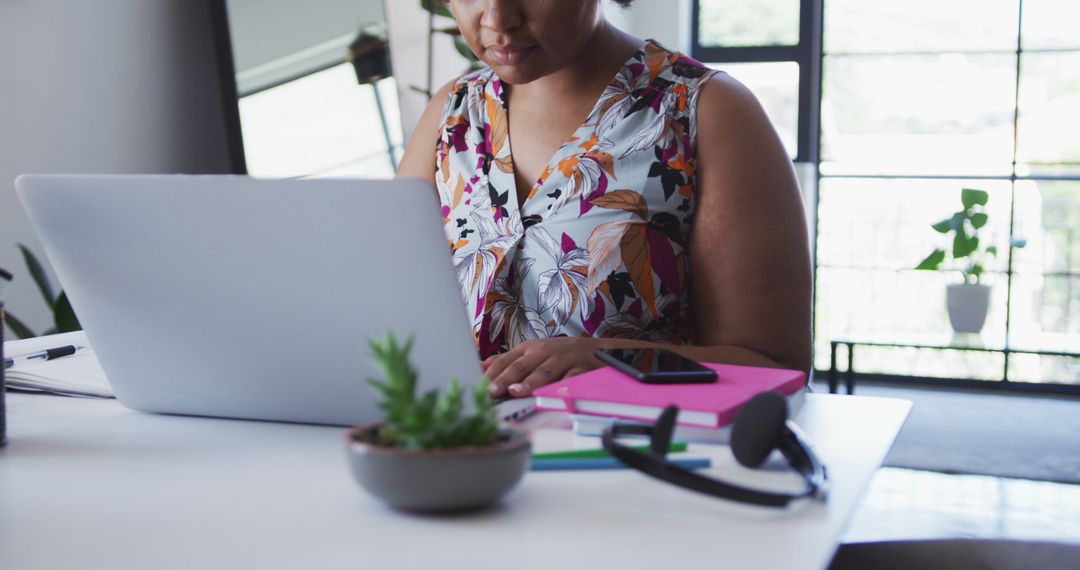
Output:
[532, 442, 688, 460]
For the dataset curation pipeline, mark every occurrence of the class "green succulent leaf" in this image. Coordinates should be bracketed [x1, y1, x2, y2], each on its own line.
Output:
[986, 245, 998, 256]
[916, 249, 946, 270]
[17, 243, 56, 308]
[365, 330, 498, 450]
[970, 212, 988, 229]
[3, 310, 37, 339]
[961, 188, 989, 209]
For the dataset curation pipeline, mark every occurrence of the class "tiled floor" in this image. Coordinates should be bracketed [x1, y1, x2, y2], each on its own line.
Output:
[808, 379, 1080, 545]
[846, 467, 1080, 544]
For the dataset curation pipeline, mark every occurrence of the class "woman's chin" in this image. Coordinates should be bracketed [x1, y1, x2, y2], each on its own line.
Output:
[485, 63, 547, 85]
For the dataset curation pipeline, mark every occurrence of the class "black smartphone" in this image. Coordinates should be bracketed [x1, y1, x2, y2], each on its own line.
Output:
[594, 348, 717, 384]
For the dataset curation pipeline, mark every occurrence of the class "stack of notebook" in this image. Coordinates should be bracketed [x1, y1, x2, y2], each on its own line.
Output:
[533, 362, 807, 443]
[3, 331, 112, 398]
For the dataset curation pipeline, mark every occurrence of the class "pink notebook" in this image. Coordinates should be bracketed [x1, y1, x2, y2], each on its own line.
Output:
[532, 362, 806, 428]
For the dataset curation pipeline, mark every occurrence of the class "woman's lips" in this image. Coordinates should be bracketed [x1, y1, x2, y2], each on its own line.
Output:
[486, 44, 535, 66]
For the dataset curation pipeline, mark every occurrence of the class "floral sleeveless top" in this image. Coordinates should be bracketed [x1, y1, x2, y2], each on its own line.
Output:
[434, 41, 717, 358]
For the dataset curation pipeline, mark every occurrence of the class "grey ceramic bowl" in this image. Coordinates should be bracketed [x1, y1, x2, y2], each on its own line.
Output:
[345, 423, 531, 512]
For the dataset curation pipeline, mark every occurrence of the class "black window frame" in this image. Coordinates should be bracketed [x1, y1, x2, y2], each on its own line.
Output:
[690, 0, 1080, 393]
[689, 0, 823, 164]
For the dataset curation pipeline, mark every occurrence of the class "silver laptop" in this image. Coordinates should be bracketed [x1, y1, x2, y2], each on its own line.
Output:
[15, 174, 524, 425]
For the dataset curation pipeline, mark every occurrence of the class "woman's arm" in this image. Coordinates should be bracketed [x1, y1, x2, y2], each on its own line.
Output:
[396, 80, 457, 182]
[486, 73, 812, 397]
[681, 72, 813, 372]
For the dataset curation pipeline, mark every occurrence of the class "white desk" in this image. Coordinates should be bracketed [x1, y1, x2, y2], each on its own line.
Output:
[0, 393, 909, 570]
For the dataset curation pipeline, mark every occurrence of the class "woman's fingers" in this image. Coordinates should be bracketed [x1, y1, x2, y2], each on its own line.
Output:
[487, 348, 544, 397]
[509, 358, 565, 397]
[485, 339, 606, 398]
[483, 352, 517, 387]
[563, 367, 588, 379]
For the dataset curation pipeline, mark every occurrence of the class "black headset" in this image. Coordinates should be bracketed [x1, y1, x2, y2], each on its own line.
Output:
[601, 391, 828, 507]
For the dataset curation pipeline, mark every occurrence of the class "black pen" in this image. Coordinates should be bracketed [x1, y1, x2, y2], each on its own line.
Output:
[3, 345, 86, 369]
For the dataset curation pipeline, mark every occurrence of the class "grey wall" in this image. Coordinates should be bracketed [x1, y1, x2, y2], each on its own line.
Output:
[0, 0, 233, 335]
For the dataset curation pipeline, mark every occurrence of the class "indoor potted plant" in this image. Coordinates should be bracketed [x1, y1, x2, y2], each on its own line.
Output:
[915, 188, 1021, 334]
[2, 243, 81, 338]
[345, 332, 530, 512]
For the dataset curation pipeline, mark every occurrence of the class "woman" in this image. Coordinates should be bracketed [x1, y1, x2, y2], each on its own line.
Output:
[397, 0, 812, 398]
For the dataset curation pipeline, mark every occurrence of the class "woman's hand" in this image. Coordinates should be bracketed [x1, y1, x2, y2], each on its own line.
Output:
[484, 337, 607, 398]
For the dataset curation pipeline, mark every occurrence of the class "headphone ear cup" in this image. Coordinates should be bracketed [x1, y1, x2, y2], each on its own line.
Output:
[731, 391, 789, 468]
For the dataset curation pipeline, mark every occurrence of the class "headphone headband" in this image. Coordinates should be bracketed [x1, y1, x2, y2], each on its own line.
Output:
[600, 394, 827, 508]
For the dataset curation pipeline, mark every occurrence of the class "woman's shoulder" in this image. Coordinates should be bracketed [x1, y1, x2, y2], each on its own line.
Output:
[694, 68, 765, 124]
[395, 69, 491, 180]
[638, 40, 716, 89]
[443, 67, 498, 110]
[634, 42, 760, 124]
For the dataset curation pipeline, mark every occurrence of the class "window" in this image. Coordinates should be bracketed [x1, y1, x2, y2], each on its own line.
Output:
[692, 0, 820, 161]
[239, 67, 402, 178]
[694, 0, 1080, 387]
[223, 0, 401, 178]
[697, 0, 801, 48]
[818, 0, 1080, 384]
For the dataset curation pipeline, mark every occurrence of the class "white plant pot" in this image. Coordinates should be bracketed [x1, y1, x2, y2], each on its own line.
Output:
[946, 283, 991, 334]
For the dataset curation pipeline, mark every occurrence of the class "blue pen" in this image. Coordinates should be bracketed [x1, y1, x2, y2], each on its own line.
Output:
[531, 456, 711, 471]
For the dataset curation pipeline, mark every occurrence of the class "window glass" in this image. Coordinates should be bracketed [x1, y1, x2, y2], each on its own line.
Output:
[1008, 353, 1080, 384]
[712, 62, 799, 158]
[1016, 52, 1080, 176]
[821, 54, 1017, 176]
[817, 178, 1013, 273]
[824, 0, 1018, 54]
[820, 345, 1008, 382]
[815, 177, 1015, 375]
[695, 0, 1080, 385]
[697, 0, 800, 47]
[1012, 180, 1080, 274]
[239, 64, 401, 178]
[817, 345, 1008, 383]
[1009, 274, 1080, 355]
[813, 267, 1009, 374]
[1022, 0, 1080, 50]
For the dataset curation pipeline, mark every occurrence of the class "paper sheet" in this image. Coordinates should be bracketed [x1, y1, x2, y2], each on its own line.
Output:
[3, 331, 113, 398]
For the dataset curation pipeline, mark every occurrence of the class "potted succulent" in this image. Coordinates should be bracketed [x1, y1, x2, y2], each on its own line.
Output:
[915, 188, 1022, 334]
[345, 332, 530, 512]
